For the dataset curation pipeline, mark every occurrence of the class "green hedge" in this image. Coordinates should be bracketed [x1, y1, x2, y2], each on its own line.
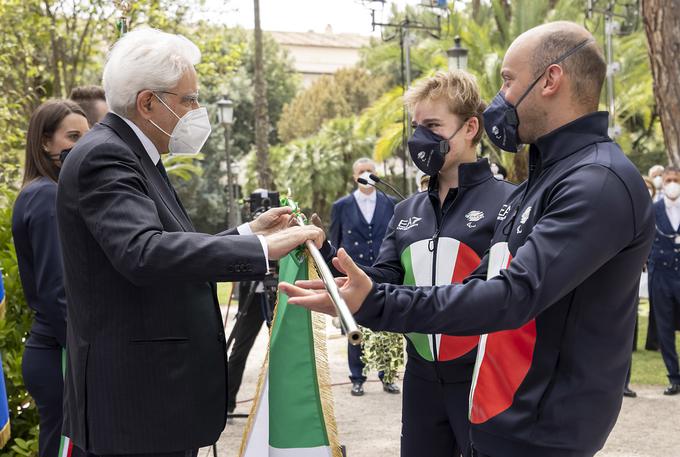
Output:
[0, 187, 39, 456]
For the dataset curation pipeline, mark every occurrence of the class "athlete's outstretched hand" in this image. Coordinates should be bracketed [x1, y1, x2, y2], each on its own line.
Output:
[279, 248, 372, 316]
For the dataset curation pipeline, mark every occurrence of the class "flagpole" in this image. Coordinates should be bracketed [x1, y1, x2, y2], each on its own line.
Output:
[293, 215, 362, 346]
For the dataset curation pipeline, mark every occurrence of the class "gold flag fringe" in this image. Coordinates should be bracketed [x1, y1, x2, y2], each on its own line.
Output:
[0, 420, 10, 449]
[0, 297, 8, 449]
[308, 258, 342, 457]
[0, 297, 6, 323]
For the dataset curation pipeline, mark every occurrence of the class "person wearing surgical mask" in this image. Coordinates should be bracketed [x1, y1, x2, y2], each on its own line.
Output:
[649, 164, 665, 202]
[489, 161, 507, 180]
[648, 166, 680, 397]
[329, 158, 401, 397]
[55, 28, 325, 457]
[12, 100, 89, 457]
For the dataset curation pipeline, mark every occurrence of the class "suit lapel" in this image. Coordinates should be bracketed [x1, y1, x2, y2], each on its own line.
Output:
[373, 193, 391, 226]
[656, 201, 674, 234]
[101, 114, 194, 232]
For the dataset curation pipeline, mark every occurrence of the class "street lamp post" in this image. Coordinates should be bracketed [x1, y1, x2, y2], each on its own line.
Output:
[446, 36, 469, 71]
[217, 96, 236, 227]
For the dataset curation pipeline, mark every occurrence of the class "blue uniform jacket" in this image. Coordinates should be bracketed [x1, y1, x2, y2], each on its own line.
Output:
[329, 191, 395, 267]
[648, 199, 680, 274]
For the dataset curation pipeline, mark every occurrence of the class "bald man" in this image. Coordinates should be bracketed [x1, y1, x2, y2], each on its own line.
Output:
[281, 21, 654, 457]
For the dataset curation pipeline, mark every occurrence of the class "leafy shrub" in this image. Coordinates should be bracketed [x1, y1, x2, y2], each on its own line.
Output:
[0, 187, 40, 456]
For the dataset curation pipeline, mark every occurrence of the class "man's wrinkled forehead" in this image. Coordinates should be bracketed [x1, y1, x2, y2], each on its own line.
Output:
[354, 163, 375, 174]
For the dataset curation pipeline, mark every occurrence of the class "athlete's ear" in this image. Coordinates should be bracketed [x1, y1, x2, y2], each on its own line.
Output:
[465, 117, 480, 142]
[541, 64, 564, 97]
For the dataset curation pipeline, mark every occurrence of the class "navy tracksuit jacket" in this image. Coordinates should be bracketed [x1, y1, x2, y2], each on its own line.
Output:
[360, 158, 514, 456]
[364, 159, 514, 381]
[354, 112, 655, 457]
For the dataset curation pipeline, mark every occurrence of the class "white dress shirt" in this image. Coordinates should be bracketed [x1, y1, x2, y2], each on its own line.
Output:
[354, 188, 377, 223]
[664, 195, 680, 231]
[113, 113, 268, 264]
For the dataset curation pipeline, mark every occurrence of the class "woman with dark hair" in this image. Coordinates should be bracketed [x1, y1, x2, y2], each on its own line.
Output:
[12, 100, 89, 457]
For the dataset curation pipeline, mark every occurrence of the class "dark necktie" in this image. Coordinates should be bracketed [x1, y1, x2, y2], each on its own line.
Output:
[156, 159, 173, 189]
[155, 158, 191, 223]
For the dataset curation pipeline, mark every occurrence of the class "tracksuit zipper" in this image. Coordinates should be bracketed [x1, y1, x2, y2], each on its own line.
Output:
[427, 189, 459, 383]
[429, 223, 443, 382]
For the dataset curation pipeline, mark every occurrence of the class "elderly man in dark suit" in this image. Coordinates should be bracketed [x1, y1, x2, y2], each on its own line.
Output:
[329, 158, 400, 397]
[56, 28, 324, 457]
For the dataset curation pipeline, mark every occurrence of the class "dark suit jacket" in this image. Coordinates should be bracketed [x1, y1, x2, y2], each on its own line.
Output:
[56, 113, 267, 454]
[329, 191, 395, 267]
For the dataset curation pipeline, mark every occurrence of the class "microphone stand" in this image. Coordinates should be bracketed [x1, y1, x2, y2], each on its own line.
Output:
[357, 178, 396, 201]
[369, 174, 406, 201]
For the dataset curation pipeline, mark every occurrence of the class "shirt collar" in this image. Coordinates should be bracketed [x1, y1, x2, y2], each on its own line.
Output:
[111, 112, 161, 165]
[354, 188, 377, 202]
[532, 111, 612, 168]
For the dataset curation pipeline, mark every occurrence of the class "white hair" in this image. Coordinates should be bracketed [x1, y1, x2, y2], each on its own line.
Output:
[352, 157, 375, 173]
[103, 28, 201, 117]
[649, 164, 665, 177]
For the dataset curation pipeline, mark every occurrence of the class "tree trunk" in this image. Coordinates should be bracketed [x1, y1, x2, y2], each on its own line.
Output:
[253, 0, 273, 189]
[642, 0, 680, 166]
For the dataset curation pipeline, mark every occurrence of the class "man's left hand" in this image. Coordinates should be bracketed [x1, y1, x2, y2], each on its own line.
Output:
[249, 207, 293, 236]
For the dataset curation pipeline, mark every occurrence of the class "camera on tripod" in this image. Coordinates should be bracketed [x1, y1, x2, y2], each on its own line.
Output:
[243, 189, 281, 221]
[238, 189, 281, 326]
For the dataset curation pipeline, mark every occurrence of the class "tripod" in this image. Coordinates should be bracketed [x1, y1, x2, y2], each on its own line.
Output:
[225, 276, 277, 416]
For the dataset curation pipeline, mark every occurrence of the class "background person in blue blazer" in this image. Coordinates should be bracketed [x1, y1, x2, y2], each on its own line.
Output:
[12, 99, 90, 457]
[648, 166, 680, 396]
[329, 158, 400, 396]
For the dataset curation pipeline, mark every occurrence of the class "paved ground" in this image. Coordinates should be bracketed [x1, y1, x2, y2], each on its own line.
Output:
[201, 307, 680, 457]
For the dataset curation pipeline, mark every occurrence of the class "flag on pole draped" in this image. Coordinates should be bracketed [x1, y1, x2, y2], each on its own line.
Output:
[0, 272, 11, 448]
[57, 346, 73, 457]
[239, 248, 341, 457]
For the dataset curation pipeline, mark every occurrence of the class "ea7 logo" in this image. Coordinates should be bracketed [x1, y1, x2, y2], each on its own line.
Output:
[397, 217, 422, 231]
[465, 210, 485, 228]
[497, 204, 512, 221]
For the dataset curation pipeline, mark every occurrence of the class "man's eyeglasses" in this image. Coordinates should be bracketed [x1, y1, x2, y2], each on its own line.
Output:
[154, 90, 200, 108]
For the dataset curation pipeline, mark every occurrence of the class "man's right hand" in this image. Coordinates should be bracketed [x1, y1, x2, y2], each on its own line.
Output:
[265, 225, 326, 260]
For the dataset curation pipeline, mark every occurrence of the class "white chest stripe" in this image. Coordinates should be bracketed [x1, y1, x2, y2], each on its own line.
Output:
[469, 242, 511, 417]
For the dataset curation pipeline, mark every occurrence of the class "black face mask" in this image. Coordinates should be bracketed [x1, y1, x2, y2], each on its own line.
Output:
[59, 148, 72, 165]
[408, 122, 466, 176]
[482, 38, 594, 152]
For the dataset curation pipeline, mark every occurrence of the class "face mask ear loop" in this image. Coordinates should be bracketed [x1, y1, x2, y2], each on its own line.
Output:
[148, 119, 173, 138]
[152, 92, 182, 120]
[439, 119, 469, 154]
[149, 92, 182, 138]
[513, 38, 594, 111]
